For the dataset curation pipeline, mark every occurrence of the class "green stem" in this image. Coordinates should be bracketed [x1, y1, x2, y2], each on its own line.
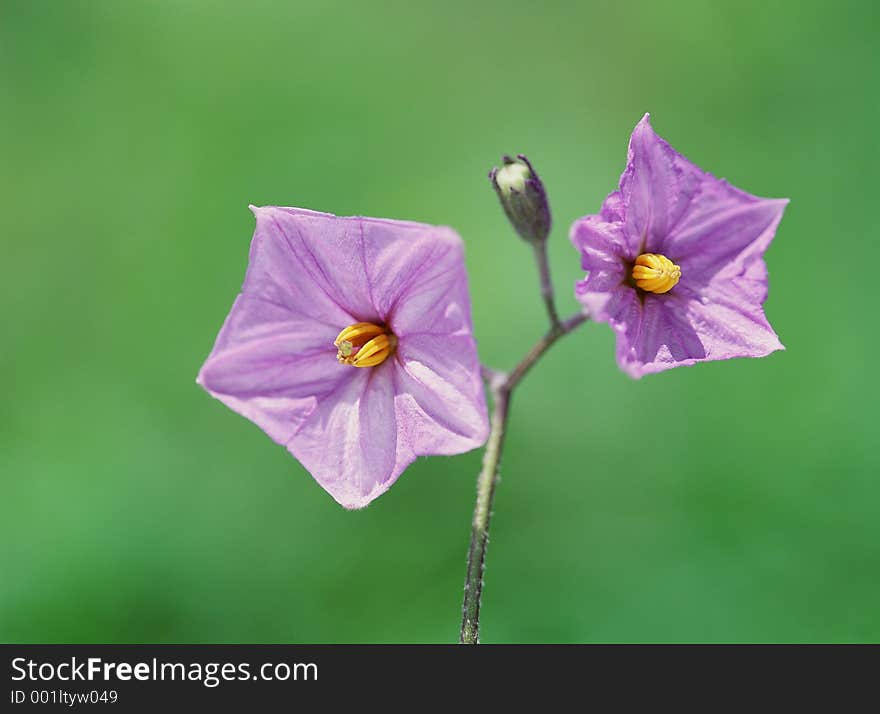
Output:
[532, 241, 561, 330]
[459, 312, 587, 644]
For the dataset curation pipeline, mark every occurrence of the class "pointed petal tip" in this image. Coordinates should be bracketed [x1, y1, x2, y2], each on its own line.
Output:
[632, 112, 658, 139]
[766, 333, 786, 353]
[194, 359, 213, 390]
[763, 196, 790, 220]
[622, 363, 646, 380]
[329, 480, 393, 511]
[628, 113, 660, 152]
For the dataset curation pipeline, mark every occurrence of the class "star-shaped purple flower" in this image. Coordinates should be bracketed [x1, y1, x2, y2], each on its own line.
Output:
[570, 114, 788, 378]
[197, 206, 489, 509]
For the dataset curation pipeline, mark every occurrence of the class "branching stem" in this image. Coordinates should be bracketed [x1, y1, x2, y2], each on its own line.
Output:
[459, 237, 587, 643]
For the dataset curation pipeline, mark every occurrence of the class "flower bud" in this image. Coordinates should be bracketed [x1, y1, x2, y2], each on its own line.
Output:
[489, 154, 551, 243]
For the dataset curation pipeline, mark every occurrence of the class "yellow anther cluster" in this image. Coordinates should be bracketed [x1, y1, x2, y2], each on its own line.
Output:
[632, 253, 682, 294]
[334, 322, 397, 368]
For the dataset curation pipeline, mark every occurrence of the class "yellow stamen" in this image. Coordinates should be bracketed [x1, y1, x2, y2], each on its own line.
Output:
[632, 253, 681, 294]
[334, 322, 397, 368]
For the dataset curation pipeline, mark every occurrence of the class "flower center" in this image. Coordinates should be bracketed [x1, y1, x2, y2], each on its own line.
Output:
[631, 253, 681, 294]
[334, 322, 397, 368]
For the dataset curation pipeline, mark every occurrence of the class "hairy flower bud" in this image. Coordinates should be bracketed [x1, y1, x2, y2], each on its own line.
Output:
[489, 154, 551, 243]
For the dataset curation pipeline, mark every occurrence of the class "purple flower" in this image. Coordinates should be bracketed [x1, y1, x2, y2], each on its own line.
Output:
[570, 114, 788, 378]
[197, 206, 489, 509]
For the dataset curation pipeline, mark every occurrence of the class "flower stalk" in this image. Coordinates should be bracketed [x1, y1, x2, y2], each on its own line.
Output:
[460, 194, 586, 641]
[532, 240, 561, 330]
[460, 311, 586, 644]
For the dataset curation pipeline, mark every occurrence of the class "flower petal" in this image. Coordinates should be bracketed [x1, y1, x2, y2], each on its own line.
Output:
[251, 207, 474, 337]
[686, 276, 783, 358]
[570, 215, 629, 307]
[666, 191, 788, 287]
[359, 221, 473, 338]
[618, 118, 789, 282]
[392, 333, 489, 453]
[617, 285, 783, 378]
[620, 114, 699, 254]
[286, 364, 405, 510]
[247, 206, 376, 324]
[616, 292, 706, 377]
[198, 294, 350, 443]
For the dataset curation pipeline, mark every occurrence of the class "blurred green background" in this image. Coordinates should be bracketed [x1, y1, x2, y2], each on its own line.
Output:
[1, 0, 877, 643]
